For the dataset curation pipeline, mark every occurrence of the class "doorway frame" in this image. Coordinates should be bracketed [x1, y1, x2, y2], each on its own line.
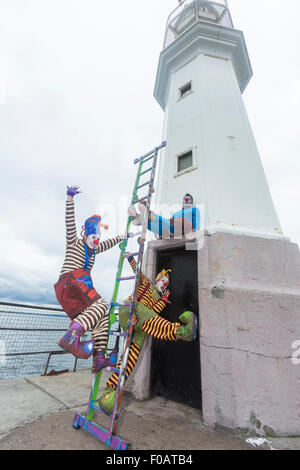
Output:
[129, 236, 202, 402]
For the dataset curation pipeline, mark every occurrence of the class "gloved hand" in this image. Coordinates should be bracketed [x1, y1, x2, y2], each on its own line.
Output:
[67, 186, 81, 197]
[126, 232, 134, 239]
[161, 289, 170, 302]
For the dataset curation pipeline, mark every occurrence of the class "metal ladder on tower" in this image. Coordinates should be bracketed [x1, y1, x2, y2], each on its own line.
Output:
[72, 141, 167, 450]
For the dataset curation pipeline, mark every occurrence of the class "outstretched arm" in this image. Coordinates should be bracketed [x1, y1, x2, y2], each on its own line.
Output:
[95, 234, 126, 254]
[95, 232, 134, 254]
[65, 186, 81, 246]
[127, 256, 148, 284]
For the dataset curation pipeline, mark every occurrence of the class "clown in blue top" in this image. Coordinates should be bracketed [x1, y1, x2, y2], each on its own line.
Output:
[128, 193, 200, 239]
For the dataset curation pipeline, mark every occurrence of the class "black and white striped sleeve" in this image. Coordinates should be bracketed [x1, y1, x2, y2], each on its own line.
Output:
[65, 200, 78, 246]
[96, 234, 126, 254]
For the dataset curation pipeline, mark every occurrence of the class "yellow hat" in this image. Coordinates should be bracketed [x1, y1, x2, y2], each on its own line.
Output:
[155, 269, 172, 282]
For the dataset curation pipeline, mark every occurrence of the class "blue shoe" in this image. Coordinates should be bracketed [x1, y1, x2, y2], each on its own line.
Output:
[92, 349, 118, 374]
[58, 321, 94, 359]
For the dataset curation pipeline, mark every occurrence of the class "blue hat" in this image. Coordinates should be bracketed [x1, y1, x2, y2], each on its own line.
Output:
[84, 215, 101, 236]
[84, 215, 109, 236]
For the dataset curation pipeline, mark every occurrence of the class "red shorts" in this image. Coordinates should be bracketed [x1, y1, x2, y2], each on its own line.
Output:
[54, 268, 101, 320]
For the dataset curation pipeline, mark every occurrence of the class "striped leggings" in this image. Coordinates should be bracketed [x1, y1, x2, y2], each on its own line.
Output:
[75, 298, 109, 352]
[106, 315, 180, 390]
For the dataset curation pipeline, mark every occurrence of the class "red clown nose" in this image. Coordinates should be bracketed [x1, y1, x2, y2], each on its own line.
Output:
[93, 240, 99, 245]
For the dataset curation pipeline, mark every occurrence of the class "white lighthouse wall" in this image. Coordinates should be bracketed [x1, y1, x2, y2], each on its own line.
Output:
[156, 52, 282, 239]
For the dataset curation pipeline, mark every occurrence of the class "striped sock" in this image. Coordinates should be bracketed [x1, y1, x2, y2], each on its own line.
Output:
[92, 315, 109, 351]
[75, 298, 108, 331]
[106, 342, 141, 391]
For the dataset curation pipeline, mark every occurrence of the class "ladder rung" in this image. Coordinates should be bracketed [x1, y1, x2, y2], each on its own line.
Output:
[118, 276, 135, 281]
[134, 196, 148, 204]
[108, 331, 127, 337]
[123, 252, 139, 258]
[134, 154, 154, 165]
[137, 180, 151, 190]
[91, 404, 112, 417]
[140, 168, 152, 176]
[142, 154, 155, 164]
[133, 140, 166, 165]
[106, 367, 120, 373]
[111, 302, 131, 307]
[73, 414, 130, 449]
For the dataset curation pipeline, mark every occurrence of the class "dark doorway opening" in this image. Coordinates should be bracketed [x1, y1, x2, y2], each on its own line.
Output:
[150, 247, 201, 410]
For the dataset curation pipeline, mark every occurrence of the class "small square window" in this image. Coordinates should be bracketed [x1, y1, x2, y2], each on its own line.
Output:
[178, 151, 193, 173]
[180, 81, 192, 98]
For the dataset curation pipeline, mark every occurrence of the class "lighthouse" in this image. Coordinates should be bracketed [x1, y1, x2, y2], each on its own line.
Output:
[131, 0, 300, 439]
[154, 0, 282, 238]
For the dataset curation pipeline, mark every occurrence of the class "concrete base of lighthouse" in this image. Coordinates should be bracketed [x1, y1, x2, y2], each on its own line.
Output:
[129, 232, 300, 438]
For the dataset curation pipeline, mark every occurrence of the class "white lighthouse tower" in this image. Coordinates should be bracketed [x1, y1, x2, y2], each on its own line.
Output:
[131, 0, 300, 440]
[154, 0, 282, 239]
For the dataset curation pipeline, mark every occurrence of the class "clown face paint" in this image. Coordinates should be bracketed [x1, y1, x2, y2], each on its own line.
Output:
[155, 276, 169, 293]
[183, 194, 193, 209]
[86, 234, 100, 249]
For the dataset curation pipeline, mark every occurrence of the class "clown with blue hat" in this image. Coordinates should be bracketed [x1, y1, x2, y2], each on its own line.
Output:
[54, 185, 134, 374]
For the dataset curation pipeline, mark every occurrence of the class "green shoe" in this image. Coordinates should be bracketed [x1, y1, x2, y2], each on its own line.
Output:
[98, 387, 116, 415]
[176, 311, 197, 342]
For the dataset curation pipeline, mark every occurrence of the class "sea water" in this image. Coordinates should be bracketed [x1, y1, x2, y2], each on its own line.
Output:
[0, 306, 120, 380]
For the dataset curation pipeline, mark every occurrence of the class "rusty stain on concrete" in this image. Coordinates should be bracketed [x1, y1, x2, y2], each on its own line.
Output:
[232, 247, 243, 254]
[214, 258, 227, 275]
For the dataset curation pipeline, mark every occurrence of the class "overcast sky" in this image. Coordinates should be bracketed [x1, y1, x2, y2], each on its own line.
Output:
[0, 0, 299, 306]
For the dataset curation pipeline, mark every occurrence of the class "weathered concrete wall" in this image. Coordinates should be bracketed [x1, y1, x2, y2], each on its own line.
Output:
[131, 232, 300, 437]
[199, 232, 300, 437]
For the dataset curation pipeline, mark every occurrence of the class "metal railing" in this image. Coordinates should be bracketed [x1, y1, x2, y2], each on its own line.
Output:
[0, 301, 93, 379]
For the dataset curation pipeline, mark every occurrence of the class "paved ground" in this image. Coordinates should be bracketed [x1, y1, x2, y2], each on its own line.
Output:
[0, 369, 291, 450]
[0, 398, 258, 451]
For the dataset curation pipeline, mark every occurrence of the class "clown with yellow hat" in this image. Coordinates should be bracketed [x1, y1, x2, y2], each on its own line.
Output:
[98, 256, 197, 415]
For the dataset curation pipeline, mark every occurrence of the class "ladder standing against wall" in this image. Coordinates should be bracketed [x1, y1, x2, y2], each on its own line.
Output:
[72, 141, 167, 450]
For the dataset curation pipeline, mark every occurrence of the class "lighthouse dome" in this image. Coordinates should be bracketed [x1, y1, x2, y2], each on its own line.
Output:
[164, 0, 233, 48]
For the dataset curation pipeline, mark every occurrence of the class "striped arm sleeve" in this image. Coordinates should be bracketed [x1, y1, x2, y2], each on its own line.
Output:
[128, 257, 147, 284]
[65, 200, 77, 245]
[96, 234, 125, 254]
[150, 296, 168, 314]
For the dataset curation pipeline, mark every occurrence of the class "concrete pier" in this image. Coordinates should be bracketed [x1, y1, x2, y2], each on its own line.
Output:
[0, 369, 281, 451]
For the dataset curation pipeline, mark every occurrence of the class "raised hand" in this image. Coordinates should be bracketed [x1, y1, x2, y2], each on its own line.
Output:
[67, 186, 81, 198]
[162, 289, 170, 301]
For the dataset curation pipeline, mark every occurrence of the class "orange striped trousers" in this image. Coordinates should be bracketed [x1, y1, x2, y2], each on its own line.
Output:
[106, 316, 180, 391]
